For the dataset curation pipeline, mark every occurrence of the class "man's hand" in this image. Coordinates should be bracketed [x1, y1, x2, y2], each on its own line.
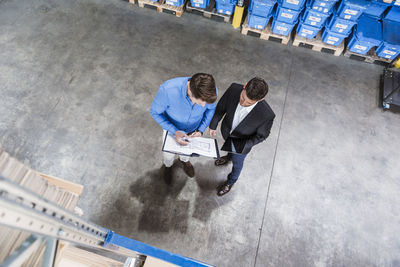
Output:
[174, 131, 190, 146]
[189, 131, 202, 138]
[209, 129, 217, 137]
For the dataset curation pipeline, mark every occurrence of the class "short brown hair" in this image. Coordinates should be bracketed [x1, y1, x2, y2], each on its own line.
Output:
[189, 73, 217, 104]
[245, 77, 268, 101]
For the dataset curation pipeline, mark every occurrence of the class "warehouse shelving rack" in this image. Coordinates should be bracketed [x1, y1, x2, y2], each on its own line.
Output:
[0, 176, 213, 267]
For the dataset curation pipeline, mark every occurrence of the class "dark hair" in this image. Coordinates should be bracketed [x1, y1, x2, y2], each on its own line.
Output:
[245, 77, 268, 101]
[189, 73, 217, 104]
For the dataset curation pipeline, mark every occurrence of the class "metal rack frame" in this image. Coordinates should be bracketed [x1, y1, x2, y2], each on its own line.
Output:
[0, 176, 213, 267]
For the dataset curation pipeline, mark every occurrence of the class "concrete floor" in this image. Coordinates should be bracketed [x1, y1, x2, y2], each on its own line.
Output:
[1, 0, 400, 266]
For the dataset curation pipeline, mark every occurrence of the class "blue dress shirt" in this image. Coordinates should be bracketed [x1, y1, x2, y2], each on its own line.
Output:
[150, 77, 217, 135]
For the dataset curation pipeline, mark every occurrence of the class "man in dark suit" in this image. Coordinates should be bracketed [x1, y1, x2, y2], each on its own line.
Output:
[209, 77, 275, 196]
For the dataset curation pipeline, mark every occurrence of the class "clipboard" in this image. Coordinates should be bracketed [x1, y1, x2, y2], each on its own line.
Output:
[162, 131, 220, 159]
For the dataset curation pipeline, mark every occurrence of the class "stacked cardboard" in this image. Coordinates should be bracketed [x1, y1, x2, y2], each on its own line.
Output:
[0, 147, 83, 266]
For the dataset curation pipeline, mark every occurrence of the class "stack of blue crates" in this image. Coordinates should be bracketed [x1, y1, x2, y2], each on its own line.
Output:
[247, 0, 277, 29]
[216, 0, 237, 15]
[376, 7, 400, 59]
[190, 0, 210, 8]
[297, 0, 337, 39]
[322, 0, 368, 46]
[347, 14, 382, 54]
[271, 0, 306, 35]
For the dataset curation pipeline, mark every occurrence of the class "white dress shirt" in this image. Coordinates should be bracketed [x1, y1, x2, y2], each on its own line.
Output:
[230, 102, 257, 152]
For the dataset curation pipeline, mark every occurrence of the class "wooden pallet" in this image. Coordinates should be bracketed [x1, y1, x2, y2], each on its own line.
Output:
[343, 47, 392, 66]
[185, 0, 231, 22]
[241, 16, 291, 45]
[137, 0, 186, 17]
[292, 32, 345, 56]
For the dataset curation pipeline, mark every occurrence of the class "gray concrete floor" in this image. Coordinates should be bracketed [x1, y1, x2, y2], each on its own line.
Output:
[1, 0, 400, 266]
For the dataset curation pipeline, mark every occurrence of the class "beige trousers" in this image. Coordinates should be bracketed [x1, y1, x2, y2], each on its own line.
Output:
[162, 130, 190, 167]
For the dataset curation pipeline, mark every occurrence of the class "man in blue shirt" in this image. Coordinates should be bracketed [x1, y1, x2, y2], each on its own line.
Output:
[150, 73, 217, 184]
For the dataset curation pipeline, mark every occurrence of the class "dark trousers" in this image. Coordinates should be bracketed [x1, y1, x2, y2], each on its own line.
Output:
[226, 152, 247, 185]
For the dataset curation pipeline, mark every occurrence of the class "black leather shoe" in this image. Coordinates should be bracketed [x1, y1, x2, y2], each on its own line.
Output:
[180, 160, 195, 177]
[217, 182, 233, 196]
[215, 155, 231, 166]
[163, 166, 172, 185]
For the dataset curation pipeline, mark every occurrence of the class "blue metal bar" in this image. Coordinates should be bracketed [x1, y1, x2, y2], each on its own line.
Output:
[104, 230, 214, 267]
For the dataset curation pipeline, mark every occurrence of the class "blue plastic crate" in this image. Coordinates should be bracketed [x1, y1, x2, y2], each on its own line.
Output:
[377, 43, 400, 59]
[216, 0, 237, 4]
[190, 0, 210, 8]
[216, 0, 238, 4]
[310, 5, 332, 13]
[348, 15, 382, 54]
[336, 0, 369, 21]
[271, 17, 297, 35]
[296, 18, 322, 38]
[322, 27, 348, 45]
[309, 0, 337, 13]
[302, 7, 331, 27]
[278, 0, 306, 10]
[166, 0, 185, 6]
[248, 13, 272, 29]
[384, 6, 400, 22]
[276, 5, 302, 23]
[376, 19, 400, 59]
[363, 0, 391, 18]
[216, 1, 236, 14]
[326, 12, 357, 34]
[249, 0, 276, 17]
[348, 32, 382, 54]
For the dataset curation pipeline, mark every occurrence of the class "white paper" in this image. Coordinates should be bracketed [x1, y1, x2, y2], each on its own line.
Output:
[354, 45, 367, 51]
[336, 23, 348, 29]
[163, 133, 218, 158]
[344, 9, 358, 15]
[309, 16, 321, 22]
[276, 26, 287, 31]
[383, 50, 396, 55]
[302, 29, 313, 35]
[328, 36, 339, 42]
[282, 13, 293, 19]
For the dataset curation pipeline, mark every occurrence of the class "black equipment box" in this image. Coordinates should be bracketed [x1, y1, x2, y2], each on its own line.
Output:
[381, 68, 400, 110]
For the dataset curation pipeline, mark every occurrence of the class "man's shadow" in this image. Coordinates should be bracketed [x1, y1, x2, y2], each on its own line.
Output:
[97, 158, 234, 235]
[191, 160, 234, 222]
[129, 161, 190, 233]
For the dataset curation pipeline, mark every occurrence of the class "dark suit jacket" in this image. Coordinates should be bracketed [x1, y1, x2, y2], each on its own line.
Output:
[209, 83, 275, 154]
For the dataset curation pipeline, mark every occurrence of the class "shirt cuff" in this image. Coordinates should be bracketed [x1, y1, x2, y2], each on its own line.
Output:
[198, 126, 206, 133]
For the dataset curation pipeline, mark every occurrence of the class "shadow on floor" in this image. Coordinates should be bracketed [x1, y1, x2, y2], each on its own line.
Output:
[192, 161, 234, 222]
[95, 160, 233, 235]
[130, 161, 190, 233]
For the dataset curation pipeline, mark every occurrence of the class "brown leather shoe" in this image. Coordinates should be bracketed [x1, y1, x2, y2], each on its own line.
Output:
[180, 160, 195, 177]
[217, 182, 233, 196]
[163, 166, 172, 185]
[215, 155, 231, 166]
